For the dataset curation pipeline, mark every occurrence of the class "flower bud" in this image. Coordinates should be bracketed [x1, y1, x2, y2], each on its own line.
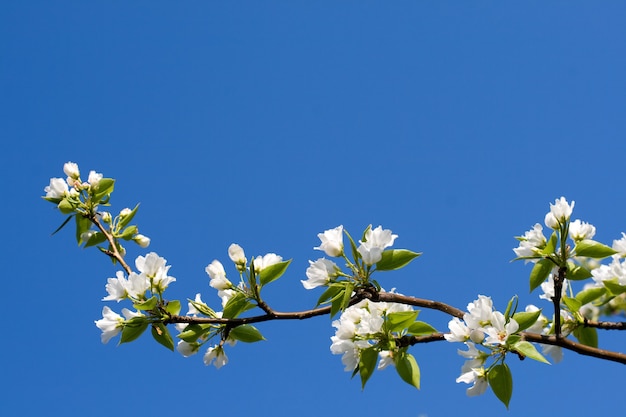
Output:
[63, 162, 80, 180]
[133, 234, 151, 248]
[228, 243, 247, 271]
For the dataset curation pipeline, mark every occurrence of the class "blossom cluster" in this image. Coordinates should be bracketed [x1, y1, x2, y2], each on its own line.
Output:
[330, 296, 413, 372]
[44, 161, 103, 200]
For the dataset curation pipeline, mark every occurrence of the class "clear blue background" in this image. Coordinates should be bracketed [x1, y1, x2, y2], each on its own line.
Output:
[2, 2, 625, 416]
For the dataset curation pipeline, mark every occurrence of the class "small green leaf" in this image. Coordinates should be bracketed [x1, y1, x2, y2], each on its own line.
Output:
[316, 284, 344, 307]
[120, 317, 148, 344]
[134, 296, 157, 311]
[51, 214, 74, 236]
[575, 287, 606, 305]
[541, 232, 557, 255]
[344, 229, 360, 263]
[488, 363, 513, 409]
[512, 310, 542, 332]
[118, 225, 138, 240]
[602, 279, 626, 296]
[84, 231, 107, 247]
[562, 296, 582, 312]
[188, 299, 216, 317]
[151, 323, 175, 351]
[259, 260, 292, 287]
[118, 203, 139, 229]
[91, 178, 115, 202]
[58, 198, 75, 214]
[566, 261, 592, 281]
[407, 321, 438, 335]
[573, 326, 598, 348]
[395, 352, 420, 389]
[165, 300, 181, 315]
[229, 325, 265, 343]
[529, 259, 553, 292]
[358, 347, 378, 389]
[503, 295, 518, 321]
[222, 293, 255, 319]
[177, 324, 213, 343]
[376, 249, 422, 271]
[574, 239, 617, 259]
[75, 214, 92, 245]
[513, 341, 550, 364]
[386, 311, 419, 333]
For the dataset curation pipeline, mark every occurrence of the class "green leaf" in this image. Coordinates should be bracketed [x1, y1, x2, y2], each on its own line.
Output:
[57, 198, 75, 214]
[562, 296, 582, 312]
[316, 284, 344, 307]
[259, 259, 292, 287]
[344, 229, 360, 263]
[134, 296, 158, 311]
[118, 225, 138, 240]
[118, 203, 139, 229]
[575, 287, 606, 305]
[177, 324, 213, 343]
[165, 300, 181, 316]
[573, 326, 598, 348]
[222, 292, 254, 319]
[229, 325, 265, 343]
[84, 231, 107, 247]
[541, 232, 557, 255]
[151, 323, 175, 351]
[574, 239, 617, 259]
[512, 310, 542, 332]
[386, 311, 419, 333]
[503, 295, 518, 321]
[407, 321, 438, 335]
[188, 299, 217, 317]
[358, 347, 378, 389]
[75, 214, 92, 245]
[488, 363, 513, 409]
[395, 352, 420, 389]
[602, 279, 626, 296]
[566, 261, 592, 281]
[375, 249, 422, 271]
[529, 259, 553, 292]
[120, 317, 148, 344]
[51, 214, 74, 236]
[91, 178, 115, 202]
[513, 341, 550, 364]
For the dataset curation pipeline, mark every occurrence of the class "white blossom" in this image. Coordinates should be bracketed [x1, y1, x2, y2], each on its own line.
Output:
[253, 253, 282, 272]
[133, 234, 151, 248]
[357, 225, 398, 265]
[544, 197, 575, 229]
[63, 161, 80, 185]
[44, 177, 69, 199]
[456, 367, 488, 397]
[540, 272, 569, 301]
[135, 252, 176, 292]
[205, 260, 232, 290]
[513, 223, 547, 261]
[228, 243, 247, 270]
[94, 307, 143, 344]
[301, 258, 338, 289]
[314, 225, 344, 257]
[612, 233, 626, 256]
[177, 340, 200, 357]
[87, 170, 103, 186]
[102, 271, 129, 302]
[569, 219, 596, 242]
[483, 312, 519, 345]
[204, 345, 228, 369]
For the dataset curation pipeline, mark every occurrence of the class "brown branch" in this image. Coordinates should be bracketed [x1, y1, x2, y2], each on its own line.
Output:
[584, 319, 626, 330]
[521, 332, 626, 364]
[91, 215, 132, 274]
[364, 292, 465, 319]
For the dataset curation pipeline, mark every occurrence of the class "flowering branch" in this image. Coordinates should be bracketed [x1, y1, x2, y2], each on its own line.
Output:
[42, 163, 626, 410]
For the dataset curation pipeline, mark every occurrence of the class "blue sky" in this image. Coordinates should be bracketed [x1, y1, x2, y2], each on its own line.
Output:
[2, 2, 626, 416]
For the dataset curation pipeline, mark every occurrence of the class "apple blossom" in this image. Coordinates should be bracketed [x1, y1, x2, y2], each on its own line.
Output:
[253, 253, 282, 272]
[569, 219, 596, 242]
[204, 345, 228, 369]
[513, 223, 546, 261]
[357, 225, 398, 265]
[102, 271, 129, 302]
[44, 177, 69, 200]
[87, 170, 103, 186]
[63, 161, 80, 185]
[228, 243, 247, 271]
[133, 234, 151, 248]
[483, 312, 519, 345]
[314, 225, 344, 257]
[301, 258, 338, 289]
[205, 260, 232, 290]
[544, 196, 575, 229]
[456, 367, 488, 397]
[94, 306, 143, 344]
[612, 233, 626, 256]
